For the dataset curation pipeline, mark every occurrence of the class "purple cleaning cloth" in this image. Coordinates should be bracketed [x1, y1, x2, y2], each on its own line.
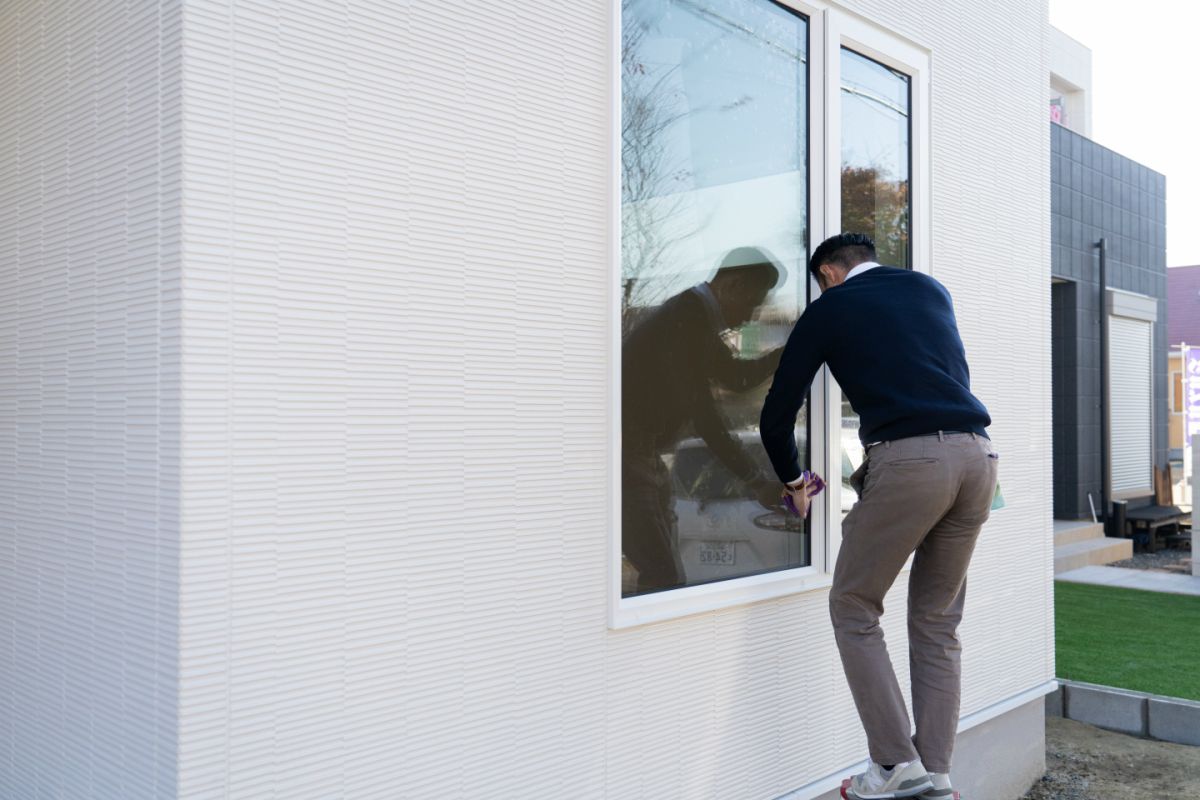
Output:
[783, 471, 826, 517]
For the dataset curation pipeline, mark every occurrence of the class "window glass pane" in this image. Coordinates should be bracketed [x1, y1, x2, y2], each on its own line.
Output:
[621, 0, 809, 597]
[839, 47, 911, 517]
[840, 47, 910, 268]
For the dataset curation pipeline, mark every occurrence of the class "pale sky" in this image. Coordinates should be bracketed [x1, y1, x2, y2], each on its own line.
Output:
[1050, 1, 1200, 267]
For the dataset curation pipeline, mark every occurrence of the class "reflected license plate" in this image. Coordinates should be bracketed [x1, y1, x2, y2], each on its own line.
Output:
[698, 541, 736, 566]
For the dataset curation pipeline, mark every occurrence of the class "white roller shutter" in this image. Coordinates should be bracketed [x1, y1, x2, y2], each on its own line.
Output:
[1109, 314, 1153, 495]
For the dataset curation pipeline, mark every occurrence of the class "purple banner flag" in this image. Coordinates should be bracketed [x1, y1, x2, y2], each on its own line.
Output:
[1188, 348, 1200, 444]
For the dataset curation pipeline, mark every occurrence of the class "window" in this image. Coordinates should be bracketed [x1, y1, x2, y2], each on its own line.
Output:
[613, 0, 930, 624]
[620, 0, 810, 597]
[840, 47, 911, 269]
[1173, 371, 1184, 414]
[1049, 96, 1065, 126]
[838, 46, 912, 512]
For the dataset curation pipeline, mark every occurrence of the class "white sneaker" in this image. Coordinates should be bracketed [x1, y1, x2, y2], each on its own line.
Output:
[845, 760, 933, 799]
[916, 772, 956, 799]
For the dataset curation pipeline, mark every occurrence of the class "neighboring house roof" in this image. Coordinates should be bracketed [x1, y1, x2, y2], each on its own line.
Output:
[1168, 265, 1200, 347]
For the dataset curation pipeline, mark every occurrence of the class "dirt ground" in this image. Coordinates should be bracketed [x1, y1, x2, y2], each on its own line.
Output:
[1109, 547, 1190, 572]
[1021, 716, 1200, 800]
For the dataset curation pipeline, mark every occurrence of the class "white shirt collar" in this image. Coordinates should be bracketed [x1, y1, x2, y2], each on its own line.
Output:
[845, 261, 882, 282]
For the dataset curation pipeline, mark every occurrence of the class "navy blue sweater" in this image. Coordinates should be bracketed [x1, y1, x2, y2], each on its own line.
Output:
[760, 266, 991, 484]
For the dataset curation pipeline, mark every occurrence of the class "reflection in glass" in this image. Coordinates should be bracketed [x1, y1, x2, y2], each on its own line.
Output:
[840, 47, 910, 269]
[621, 0, 809, 596]
[839, 47, 911, 516]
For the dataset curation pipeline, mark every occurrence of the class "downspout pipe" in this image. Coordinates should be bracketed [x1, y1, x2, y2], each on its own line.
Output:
[1097, 237, 1112, 532]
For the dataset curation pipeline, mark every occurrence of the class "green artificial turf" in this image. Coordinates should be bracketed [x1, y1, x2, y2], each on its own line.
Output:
[1055, 580, 1200, 702]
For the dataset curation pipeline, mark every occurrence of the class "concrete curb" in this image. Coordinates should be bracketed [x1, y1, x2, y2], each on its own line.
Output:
[1047, 679, 1200, 746]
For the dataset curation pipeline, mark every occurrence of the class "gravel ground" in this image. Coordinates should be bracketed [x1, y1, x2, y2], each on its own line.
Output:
[1021, 716, 1200, 800]
[1108, 547, 1190, 571]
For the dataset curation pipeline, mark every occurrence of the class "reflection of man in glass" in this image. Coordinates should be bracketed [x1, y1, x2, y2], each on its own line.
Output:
[622, 247, 786, 594]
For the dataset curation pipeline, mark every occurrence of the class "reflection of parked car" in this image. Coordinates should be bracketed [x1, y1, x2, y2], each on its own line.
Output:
[668, 430, 852, 583]
[670, 430, 864, 586]
[672, 436, 808, 585]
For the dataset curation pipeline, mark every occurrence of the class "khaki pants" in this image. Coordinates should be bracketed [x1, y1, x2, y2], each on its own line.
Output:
[830, 432, 998, 774]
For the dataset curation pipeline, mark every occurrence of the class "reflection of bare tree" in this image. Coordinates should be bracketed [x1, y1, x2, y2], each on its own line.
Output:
[841, 165, 909, 267]
[621, 0, 697, 335]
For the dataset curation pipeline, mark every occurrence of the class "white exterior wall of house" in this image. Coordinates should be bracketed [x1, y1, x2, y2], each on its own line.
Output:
[1, 1, 1053, 798]
[1049, 25, 1093, 136]
[0, 2, 183, 798]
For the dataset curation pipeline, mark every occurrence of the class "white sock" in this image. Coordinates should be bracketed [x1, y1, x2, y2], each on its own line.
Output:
[927, 772, 952, 789]
[878, 760, 913, 775]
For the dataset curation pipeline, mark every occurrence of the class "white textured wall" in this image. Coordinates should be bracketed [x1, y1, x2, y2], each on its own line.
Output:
[0, 1, 1052, 798]
[175, 1, 1053, 798]
[0, 1, 183, 798]
[177, 1, 1053, 798]
[1049, 25, 1092, 136]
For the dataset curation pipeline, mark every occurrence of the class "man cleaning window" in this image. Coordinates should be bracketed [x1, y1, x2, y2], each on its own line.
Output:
[761, 233, 996, 800]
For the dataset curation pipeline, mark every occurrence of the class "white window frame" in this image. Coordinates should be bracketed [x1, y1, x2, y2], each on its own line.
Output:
[609, 0, 932, 629]
[823, 12, 932, 571]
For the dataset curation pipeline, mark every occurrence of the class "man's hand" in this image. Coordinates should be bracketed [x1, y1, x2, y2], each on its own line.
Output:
[781, 483, 811, 518]
[751, 479, 785, 511]
[782, 471, 826, 518]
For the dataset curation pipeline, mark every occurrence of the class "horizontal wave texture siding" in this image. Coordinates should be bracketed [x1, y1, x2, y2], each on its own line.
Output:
[0, 1, 183, 798]
[179, 0, 1053, 796]
[1, 0, 1052, 798]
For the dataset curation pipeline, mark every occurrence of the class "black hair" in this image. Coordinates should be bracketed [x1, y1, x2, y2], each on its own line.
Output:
[808, 233, 876, 277]
[712, 246, 784, 290]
